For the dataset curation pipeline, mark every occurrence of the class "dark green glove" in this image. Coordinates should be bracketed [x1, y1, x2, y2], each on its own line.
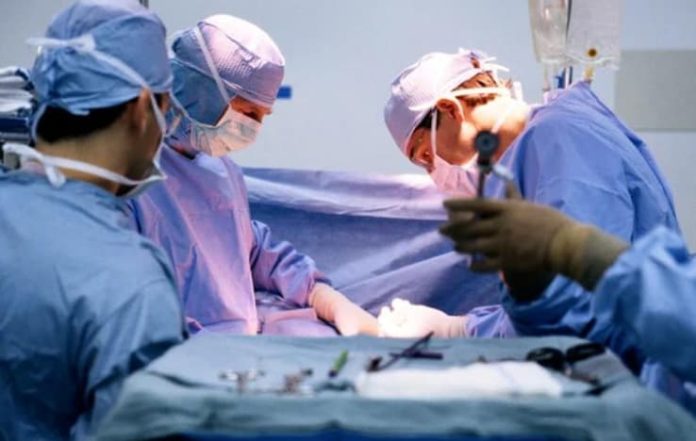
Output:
[440, 182, 629, 299]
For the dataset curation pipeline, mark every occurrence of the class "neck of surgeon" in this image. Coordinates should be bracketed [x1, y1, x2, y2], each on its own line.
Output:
[32, 90, 165, 195]
[35, 132, 130, 194]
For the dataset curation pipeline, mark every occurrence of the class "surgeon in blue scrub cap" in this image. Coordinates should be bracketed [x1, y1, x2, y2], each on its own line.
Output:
[379, 49, 689, 411]
[441, 190, 696, 416]
[0, 1, 186, 440]
[127, 15, 379, 336]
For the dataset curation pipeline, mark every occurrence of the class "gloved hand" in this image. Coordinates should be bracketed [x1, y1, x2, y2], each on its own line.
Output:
[440, 182, 628, 293]
[378, 298, 468, 338]
[309, 283, 379, 336]
[441, 183, 574, 273]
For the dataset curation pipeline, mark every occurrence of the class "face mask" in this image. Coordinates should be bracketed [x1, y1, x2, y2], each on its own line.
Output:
[197, 107, 260, 155]
[173, 96, 261, 157]
[25, 34, 169, 198]
[428, 86, 516, 197]
[429, 151, 479, 195]
[177, 26, 262, 157]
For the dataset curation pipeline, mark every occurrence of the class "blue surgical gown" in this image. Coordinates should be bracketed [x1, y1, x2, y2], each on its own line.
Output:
[465, 81, 693, 412]
[594, 226, 696, 409]
[0, 170, 185, 441]
[127, 146, 329, 335]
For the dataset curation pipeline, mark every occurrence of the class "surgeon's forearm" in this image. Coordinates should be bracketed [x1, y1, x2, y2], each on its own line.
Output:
[309, 283, 379, 336]
[550, 224, 629, 291]
[309, 283, 337, 322]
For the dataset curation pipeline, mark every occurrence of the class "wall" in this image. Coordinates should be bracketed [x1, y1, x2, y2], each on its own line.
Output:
[619, 0, 696, 248]
[0, 0, 74, 67]
[1, 0, 694, 247]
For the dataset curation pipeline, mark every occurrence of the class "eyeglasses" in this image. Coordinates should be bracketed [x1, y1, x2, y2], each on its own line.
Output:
[406, 130, 430, 169]
[407, 111, 437, 168]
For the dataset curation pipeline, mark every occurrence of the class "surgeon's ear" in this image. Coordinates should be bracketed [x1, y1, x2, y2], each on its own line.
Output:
[127, 89, 154, 135]
[435, 98, 464, 123]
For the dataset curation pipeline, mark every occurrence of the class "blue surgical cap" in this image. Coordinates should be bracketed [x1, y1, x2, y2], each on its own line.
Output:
[30, 0, 172, 119]
[170, 15, 285, 127]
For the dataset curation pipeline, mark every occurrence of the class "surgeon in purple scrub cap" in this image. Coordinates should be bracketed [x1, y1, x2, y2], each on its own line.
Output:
[127, 15, 378, 337]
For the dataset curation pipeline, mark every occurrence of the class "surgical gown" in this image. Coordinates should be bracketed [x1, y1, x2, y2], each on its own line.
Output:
[0, 170, 185, 441]
[127, 146, 329, 335]
[465, 81, 694, 412]
[594, 226, 696, 408]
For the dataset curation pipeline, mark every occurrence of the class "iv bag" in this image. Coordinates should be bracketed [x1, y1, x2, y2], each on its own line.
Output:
[528, 0, 570, 67]
[529, 0, 622, 69]
[566, 0, 622, 69]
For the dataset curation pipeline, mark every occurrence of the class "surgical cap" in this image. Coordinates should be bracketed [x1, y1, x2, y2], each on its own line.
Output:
[30, 0, 171, 117]
[383, 49, 504, 156]
[170, 14, 285, 127]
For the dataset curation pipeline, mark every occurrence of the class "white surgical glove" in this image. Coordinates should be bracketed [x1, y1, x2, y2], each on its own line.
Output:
[378, 298, 468, 338]
[309, 283, 379, 336]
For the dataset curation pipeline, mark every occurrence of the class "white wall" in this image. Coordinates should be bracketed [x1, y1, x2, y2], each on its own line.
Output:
[0, 0, 74, 67]
[1, 0, 695, 248]
[620, 0, 696, 249]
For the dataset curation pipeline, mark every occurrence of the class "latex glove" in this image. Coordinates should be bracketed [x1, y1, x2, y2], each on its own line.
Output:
[378, 298, 468, 338]
[309, 283, 379, 336]
[440, 182, 628, 294]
